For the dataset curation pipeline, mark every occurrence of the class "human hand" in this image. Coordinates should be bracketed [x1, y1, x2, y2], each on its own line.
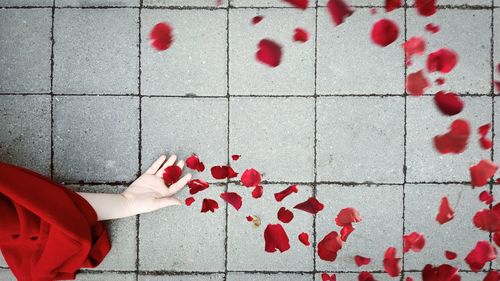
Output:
[121, 155, 192, 216]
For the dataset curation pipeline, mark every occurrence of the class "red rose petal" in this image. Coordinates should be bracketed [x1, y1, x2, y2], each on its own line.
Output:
[241, 168, 262, 187]
[445, 250, 457, 260]
[433, 119, 470, 154]
[406, 277, 414, 281]
[252, 16, 263, 25]
[485, 270, 500, 281]
[317, 231, 343, 261]
[358, 272, 376, 281]
[264, 223, 290, 253]
[495, 81, 500, 93]
[480, 137, 493, 150]
[403, 36, 426, 66]
[162, 165, 182, 186]
[425, 23, 440, 34]
[403, 232, 426, 253]
[274, 184, 299, 202]
[465, 241, 497, 272]
[406, 70, 430, 96]
[231, 154, 241, 161]
[150, 22, 173, 51]
[370, 8, 377, 15]
[422, 264, 459, 281]
[335, 207, 362, 227]
[479, 123, 493, 150]
[340, 224, 354, 241]
[470, 160, 499, 188]
[298, 232, 311, 246]
[210, 165, 238, 180]
[282, 0, 308, 9]
[201, 198, 219, 213]
[256, 39, 282, 67]
[415, 0, 436, 16]
[185, 196, 195, 206]
[186, 154, 205, 172]
[435, 77, 445, 85]
[385, 0, 401, 12]
[473, 206, 500, 232]
[293, 27, 309, 43]
[383, 247, 401, 277]
[427, 48, 458, 74]
[294, 197, 325, 214]
[277, 207, 294, 223]
[220, 192, 243, 211]
[436, 197, 455, 224]
[497, 63, 500, 73]
[321, 273, 336, 281]
[479, 191, 494, 205]
[354, 255, 371, 267]
[327, 0, 354, 26]
[434, 91, 464, 116]
[371, 18, 399, 47]
[188, 179, 210, 195]
[246, 215, 253, 222]
[479, 123, 491, 137]
[252, 185, 264, 199]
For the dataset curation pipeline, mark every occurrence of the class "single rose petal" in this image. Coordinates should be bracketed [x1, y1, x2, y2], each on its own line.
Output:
[406, 277, 414, 281]
[371, 18, 399, 47]
[185, 196, 195, 206]
[485, 270, 500, 281]
[415, 0, 436, 16]
[425, 23, 440, 33]
[383, 247, 401, 277]
[473, 207, 500, 232]
[358, 272, 376, 281]
[298, 232, 311, 246]
[435, 77, 445, 85]
[422, 264, 459, 281]
[220, 192, 243, 211]
[436, 197, 455, 224]
[354, 255, 371, 267]
[340, 224, 354, 241]
[188, 179, 210, 195]
[470, 160, 499, 188]
[256, 39, 282, 67]
[186, 154, 205, 172]
[385, 0, 401, 12]
[370, 8, 377, 15]
[433, 119, 470, 154]
[317, 231, 343, 261]
[327, 0, 354, 26]
[246, 215, 254, 222]
[321, 273, 336, 281]
[497, 63, 500, 73]
[252, 16, 263, 25]
[231, 154, 241, 161]
[201, 198, 219, 213]
[282, 0, 308, 9]
[479, 137, 493, 150]
[210, 165, 238, 180]
[294, 197, 325, 214]
[277, 207, 294, 223]
[215, 0, 222, 6]
[465, 241, 497, 272]
[252, 185, 264, 199]
[150, 22, 173, 51]
[403, 36, 426, 66]
[495, 81, 500, 93]
[479, 124, 491, 136]
[162, 165, 182, 186]
[274, 184, 299, 202]
[264, 223, 290, 253]
[293, 27, 309, 43]
[479, 191, 494, 205]
[479, 123, 493, 150]
[403, 232, 426, 253]
[406, 70, 430, 96]
[445, 250, 457, 260]
[335, 207, 361, 226]
[434, 91, 464, 116]
[241, 168, 262, 187]
[427, 48, 458, 74]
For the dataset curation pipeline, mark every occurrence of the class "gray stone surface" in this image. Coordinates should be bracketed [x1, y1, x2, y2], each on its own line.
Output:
[55, 0, 139, 6]
[64, 272, 136, 281]
[0, 9, 51, 93]
[141, 9, 227, 96]
[0, 95, 51, 176]
[229, 8, 315, 96]
[144, 0, 227, 7]
[53, 8, 139, 95]
[318, 0, 384, 6]
[139, 274, 224, 281]
[316, 184, 403, 271]
[53, 96, 139, 182]
[316, 96, 405, 183]
[66, 185, 137, 271]
[227, 184, 314, 271]
[227, 273, 313, 281]
[229, 97, 315, 182]
[406, 96, 491, 183]
[0, 254, 6, 267]
[317, 8, 404, 95]
[139, 185, 226, 271]
[0, 0, 52, 6]
[407, 8, 491, 95]
[315, 273, 398, 281]
[231, 0, 315, 7]
[141, 97, 228, 181]
[0, 270, 16, 281]
[404, 184, 488, 270]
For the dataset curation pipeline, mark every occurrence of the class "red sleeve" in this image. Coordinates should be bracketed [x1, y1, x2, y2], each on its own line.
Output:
[0, 162, 111, 281]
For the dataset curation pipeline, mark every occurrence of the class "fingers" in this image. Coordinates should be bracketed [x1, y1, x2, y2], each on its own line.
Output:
[167, 173, 192, 196]
[176, 160, 185, 170]
[156, 155, 177, 177]
[145, 155, 167, 175]
[154, 197, 182, 209]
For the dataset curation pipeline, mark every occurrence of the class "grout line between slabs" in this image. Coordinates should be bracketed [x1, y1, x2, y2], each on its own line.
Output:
[1, 93, 496, 97]
[136, 1, 143, 280]
[49, 0, 55, 180]
[224, 2, 230, 280]
[312, 0, 319, 278]
[401, 0, 408, 279]
[488, 0, 495, 272]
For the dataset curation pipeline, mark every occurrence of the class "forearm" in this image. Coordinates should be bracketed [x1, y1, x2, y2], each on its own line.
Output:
[76, 192, 132, 221]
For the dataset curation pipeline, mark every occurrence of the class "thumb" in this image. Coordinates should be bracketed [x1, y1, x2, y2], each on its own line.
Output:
[154, 197, 182, 209]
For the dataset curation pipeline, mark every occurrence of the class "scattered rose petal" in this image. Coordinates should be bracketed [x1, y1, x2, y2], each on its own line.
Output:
[434, 91, 464, 116]
[406, 70, 430, 96]
[415, 0, 436, 16]
[150, 22, 173, 51]
[274, 184, 299, 202]
[294, 197, 325, 214]
[298, 232, 311, 246]
[162, 165, 182, 186]
[211, 165, 238, 180]
[340, 224, 354, 241]
[277, 207, 294, 223]
[220, 192, 243, 211]
[464, 241, 497, 272]
[293, 27, 309, 43]
[479, 124, 491, 137]
[403, 36, 426, 66]
[188, 179, 210, 195]
[385, 0, 401, 12]
[318, 231, 343, 261]
[246, 215, 254, 222]
[485, 270, 500, 281]
[231, 154, 241, 161]
[445, 250, 457, 260]
[335, 207, 361, 226]
[201, 198, 219, 213]
[403, 232, 426, 253]
[185, 196, 195, 206]
[370, 8, 377, 15]
[354, 255, 371, 267]
[264, 223, 290, 253]
[495, 81, 500, 93]
[470, 160, 499, 188]
[436, 197, 455, 224]
[435, 77, 445, 85]
[256, 39, 282, 67]
[215, 0, 222, 6]
[241, 168, 262, 187]
[252, 185, 264, 199]
[383, 247, 401, 277]
[282, 0, 308, 9]
[480, 138, 493, 150]
[186, 154, 205, 172]
[498, 63, 500, 73]
[479, 191, 494, 205]
[427, 48, 458, 74]
[359, 271, 376, 281]
[327, 0, 354, 26]
[479, 123, 493, 150]
[252, 16, 263, 25]
[406, 277, 414, 281]
[371, 18, 399, 47]
[321, 273, 336, 281]
[433, 119, 470, 154]
[422, 264, 459, 281]
[425, 23, 440, 33]
[473, 206, 500, 232]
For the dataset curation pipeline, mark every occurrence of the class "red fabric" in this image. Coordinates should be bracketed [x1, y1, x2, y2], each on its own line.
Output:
[0, 162, 111, 281]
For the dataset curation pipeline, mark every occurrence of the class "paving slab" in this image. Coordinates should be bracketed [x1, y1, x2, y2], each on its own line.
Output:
[407, 8, 492, 95]
[55, 0, 139, 6]
[0, 9, 51, 93]
[318, 0, 384, 6]
[406, 96, 492, 183]
[0, 0, 52, 6]
[53, 96, 139, 182]
[404, 271, 490, 281]
[315, 273, 398, 281]
[139, 274, 224, 281]
[227, 184, 314, 271]
[0, 270, 16, 281]
[0, 95, 51, 176]
[227, 272, 313, 281]
[53, 8, 139, 95]
[63, 272, 136, 281]
[144, 0, 227, 7]
[228, 8, 316, 96]
[316, 96, 405, 183]
[141, 9, 227, 97]
[230, 0, 315, 7]
[229, 97, 315, 182]
[316, 184, 403, 271]
[317, 7, 404, 95]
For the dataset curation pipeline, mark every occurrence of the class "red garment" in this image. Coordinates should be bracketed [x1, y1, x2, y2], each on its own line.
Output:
[0, 162, 111, 281]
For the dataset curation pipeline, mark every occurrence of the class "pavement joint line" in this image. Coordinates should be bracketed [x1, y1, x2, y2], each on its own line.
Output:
[71, 269, 491, 274]
[312, 0, 319, 278]
[49, 0, 55, 180]
[488, 0, 495, 272]
[2, 93, 498, 97]
[136, 1, 143, 279]
[401, 0, 408, 278]
[224, 3, 230, 281]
